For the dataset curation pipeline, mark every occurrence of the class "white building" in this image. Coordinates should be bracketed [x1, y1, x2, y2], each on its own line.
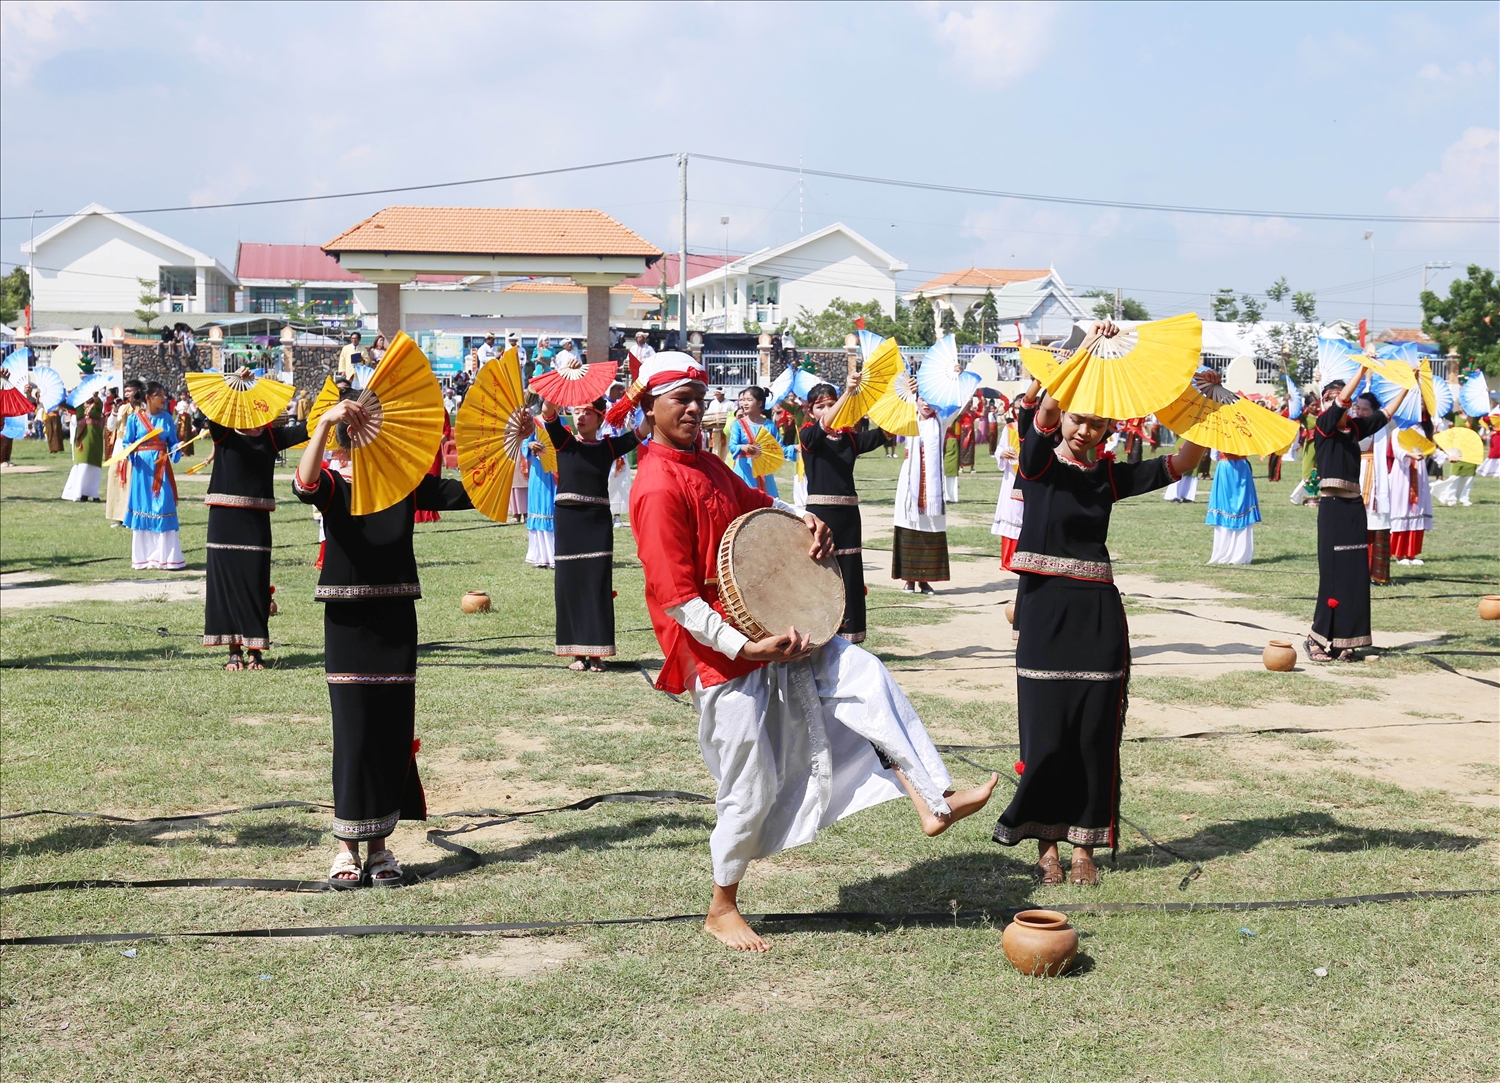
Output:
[21, 203, 238, 331]
[236, 243, 378, 327]
[682, 223, 906, 331]
[902, 267, 1088, 341]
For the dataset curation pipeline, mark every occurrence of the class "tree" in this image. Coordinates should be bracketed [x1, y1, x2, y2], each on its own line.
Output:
[1420, 265, 1499, 376]
[978, 288, 1000, 342]
[1252, 278, 1320, 384]
[1210, 288, 1239, 322]
[958, 303, 980, 347]
[1082, 288, 1150, 321]
[135, 277, 164, 331]
[277, 283, 322, 329]
[939, 305, 958, 338]
[788, 296, 886, 348]
[0, 266, 29, 326]
[906, 294, 935, 348]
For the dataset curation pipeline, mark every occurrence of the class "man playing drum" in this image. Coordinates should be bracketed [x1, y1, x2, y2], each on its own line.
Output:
[629, 353, 999, 952]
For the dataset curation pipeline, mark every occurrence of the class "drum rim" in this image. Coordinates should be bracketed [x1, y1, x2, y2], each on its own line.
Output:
[716, 507, 840, 646]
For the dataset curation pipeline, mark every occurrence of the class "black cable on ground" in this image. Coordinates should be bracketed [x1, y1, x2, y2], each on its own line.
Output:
[6, 890, 1496, 948]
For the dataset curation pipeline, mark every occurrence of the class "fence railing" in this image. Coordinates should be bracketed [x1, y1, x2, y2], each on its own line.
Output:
[703, 351, 759, 389]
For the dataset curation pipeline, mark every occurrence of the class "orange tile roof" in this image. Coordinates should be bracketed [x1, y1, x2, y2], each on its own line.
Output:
[501, 281, 658, 304]
[324, 206, 662, 258]
[909, 268, 1052, 293]
[1372, 327, 1434, 343]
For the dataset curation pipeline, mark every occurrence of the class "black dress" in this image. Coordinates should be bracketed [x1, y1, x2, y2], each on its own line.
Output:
[546, 419, 639, 658]
[993, 404, 1176, 851]
[201, 419, 307, 652]
[1310, 401, 1387, 652]
[800, 420, 888, 643]
[293, 467, 472, 842]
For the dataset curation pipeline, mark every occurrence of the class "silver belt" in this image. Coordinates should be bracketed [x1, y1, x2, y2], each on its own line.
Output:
[555, 493, 609, 506]
[805, 494, 859, 506]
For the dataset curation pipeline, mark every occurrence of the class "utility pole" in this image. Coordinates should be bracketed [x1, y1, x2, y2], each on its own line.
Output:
[721, 216, 730, 332]
[1362, 230, 1375, 335]
[1115, 286, 1122, 321]
[1422, 260, 1451, 293]
[27, 208, 43, 336]
[799, 156, 804, 236]
[678, 153, 688, 347]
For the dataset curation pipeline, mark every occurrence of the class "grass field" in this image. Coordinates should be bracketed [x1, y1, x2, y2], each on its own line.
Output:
[2, 436, 1497, 1083]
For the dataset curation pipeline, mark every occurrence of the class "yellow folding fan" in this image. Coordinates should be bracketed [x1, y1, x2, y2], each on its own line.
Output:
[867, 367, 920, 437]
[456, 346, 529, 521]
[751, 424, 785, 477]
[1155, 373, 1301, 456]
[1396, 428, 1437, 457]
[1360, 351, 1416, 391]
[1044, 314, 1202, 419]
[827, 336, 902, 431]
[185, 370, 296, 429]
[1433, 426, 1483, 464]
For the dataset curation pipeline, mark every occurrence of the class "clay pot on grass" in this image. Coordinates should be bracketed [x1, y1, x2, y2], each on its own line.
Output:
[1262, 640, 1297, 671]
[1001, 909, 1078, 977]
[1479, 596, 1500, 621]
[1005, 601, 1016, 624]
[461, 590, 491, 614]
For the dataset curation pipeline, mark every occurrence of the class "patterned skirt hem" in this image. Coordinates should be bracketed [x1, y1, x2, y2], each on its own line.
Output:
[554, 645, 617, 657]
[203, 635, 270, 649]
[132, 560, 187, 571]
[1307, 631, 1373, 650]
[992, 821, 1114, 847]
[332, 810, 401, 841]
[839, 631, 866, 644]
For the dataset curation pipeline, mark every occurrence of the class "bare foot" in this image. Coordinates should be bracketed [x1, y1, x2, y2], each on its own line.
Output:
[704, 883, 769, 952]
[897, 769, 1000, 837]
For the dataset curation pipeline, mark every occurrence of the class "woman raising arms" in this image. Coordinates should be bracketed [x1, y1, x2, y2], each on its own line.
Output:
[992, 322, 1207, 886]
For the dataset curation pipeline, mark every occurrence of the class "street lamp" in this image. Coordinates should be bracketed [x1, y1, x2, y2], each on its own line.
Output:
[720, 216, 730, 332]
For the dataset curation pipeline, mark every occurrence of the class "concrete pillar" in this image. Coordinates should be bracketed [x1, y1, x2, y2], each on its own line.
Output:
[757, 333, 773, 385]
[688, 332, 703, 364]
[376, 282, 402, 343]
[586, 285, 610, 365]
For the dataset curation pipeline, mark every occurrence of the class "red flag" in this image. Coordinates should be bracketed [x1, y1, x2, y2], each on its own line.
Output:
[1358, 319, 1368, 348]
[854, 316, 865, 331]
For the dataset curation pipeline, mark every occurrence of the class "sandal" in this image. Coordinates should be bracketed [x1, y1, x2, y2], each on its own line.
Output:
[587, 660, 607, 673]
[328, 849, 362, 890]
[1336, 649, 1358, 663]
[1304, 636, 1334, 664]
[1036, 854, 1064, 885]
[1070, 852, 1099, 886]
[365, 848, 403, 889]
[567, 659, 588, 672]
[224, 656, 244, 672]
[246, 652, 265, 671]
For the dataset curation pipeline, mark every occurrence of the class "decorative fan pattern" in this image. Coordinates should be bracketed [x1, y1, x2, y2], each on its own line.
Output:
[185, 370, 296, 429]
[1358, 350, 1415, 390]
[1396, 428, 1436, 457]
[0, 374, 33, 418]
[828, 336, 902, 430]
[1369, 371, 1421, 428]
[913, 334, 981, 417]
[351, 365, 375, 390]
[30, 367, 65, 412]
[346, 332, 445, 516]
[532, 416, 559, 475]
[867, 366, 919, 437]
[529, 350, 618, 407]
[769, 364, 820, 408]
[751, 424, 785, 477]
[65, 373, 110, 409]
[1434, 426, 1483, 464]
[1044, 314, 1201, 419]
[1316, 335, 1363, 386]
[1155, 372, 1301, 455]
[1459, 371, 1490, 417]
[1019, 343, 1064, 387]
[456, 346, 529, 522]
[1283, 375, 1304, 419]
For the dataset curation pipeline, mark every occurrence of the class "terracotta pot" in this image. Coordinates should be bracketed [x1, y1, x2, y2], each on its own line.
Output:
[267, 599, 279, 618]
[1480, 596, 1500, 621]
[1005, 601, 1016, 625]
[1001, 909, 1078, 977]
[1263, 639, 1296, 672]
[460, 590, 491, 615]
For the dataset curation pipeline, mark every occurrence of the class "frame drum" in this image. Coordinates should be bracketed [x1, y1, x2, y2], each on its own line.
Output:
[716, 507, 844, 647]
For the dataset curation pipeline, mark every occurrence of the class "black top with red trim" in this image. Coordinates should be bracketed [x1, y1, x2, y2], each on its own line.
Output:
[799, 420, 887, 498]
[545, 418, 640, 503]
[293, 469, 471, 600]
[203, 419, 308, 509]
[1314, 401, 1386, 488]
[1011, 402, 1176, 584]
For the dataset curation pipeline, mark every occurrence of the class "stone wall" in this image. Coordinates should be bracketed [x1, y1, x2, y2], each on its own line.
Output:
[122, 341, 343, 397]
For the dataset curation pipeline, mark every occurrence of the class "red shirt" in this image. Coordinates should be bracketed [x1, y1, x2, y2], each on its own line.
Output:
[629, 440, 773, 694]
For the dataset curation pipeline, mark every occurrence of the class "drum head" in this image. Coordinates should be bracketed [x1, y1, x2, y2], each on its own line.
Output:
[720, 508, 845, 647]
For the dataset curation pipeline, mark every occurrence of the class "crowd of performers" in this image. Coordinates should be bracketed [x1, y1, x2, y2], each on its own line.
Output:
[6, 325, 1493, 946]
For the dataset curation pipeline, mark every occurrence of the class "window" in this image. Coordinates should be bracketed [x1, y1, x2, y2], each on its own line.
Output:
[308, 289, 353, 316]
[159, 267, 197, 297]
[249, 288, 297, 314]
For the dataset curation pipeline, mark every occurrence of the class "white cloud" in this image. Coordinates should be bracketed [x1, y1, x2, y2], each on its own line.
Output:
[0, 0, 90, 83]
[1388, 127, 1499, 217]
[920, 1, 1060, 88]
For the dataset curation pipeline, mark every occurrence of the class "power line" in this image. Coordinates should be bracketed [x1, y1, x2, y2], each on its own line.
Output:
[0, 155, 678, 222]
[690, 153, 1498, 225]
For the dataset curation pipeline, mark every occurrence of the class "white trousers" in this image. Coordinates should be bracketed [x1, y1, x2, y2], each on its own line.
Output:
[1431, 476, 1474, 506]
[131, 530, 185, 570]
[1163, 476, 1198, 502]
[61, 464, 101, 501]
[1207, 525, 1254, 565]
[608, 461, 632, 516]
[525, 530, 555, 567]
[692, 638, 952, 887]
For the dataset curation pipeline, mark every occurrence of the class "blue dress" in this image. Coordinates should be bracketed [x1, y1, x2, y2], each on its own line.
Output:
[1205, 457, 1261, 529]
[727, 416, 780, 497]
[122, 408, 181, 532]
[526, 447, 556, 532]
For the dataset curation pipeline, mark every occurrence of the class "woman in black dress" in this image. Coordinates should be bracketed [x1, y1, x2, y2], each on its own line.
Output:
[539, 397, 650, 671]
[199, 403, 307, 671]
[992, 336, 1207, 886]
[1305, 370, 1405, 662]
[294, 394, 473, 888]
[800, 377, 890, 643]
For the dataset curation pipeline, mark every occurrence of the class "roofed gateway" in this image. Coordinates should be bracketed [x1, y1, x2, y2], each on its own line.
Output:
[323, 206, 662, 352]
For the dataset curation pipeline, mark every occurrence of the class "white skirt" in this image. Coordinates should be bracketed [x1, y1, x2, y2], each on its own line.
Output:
[1207, 525, 1254, 564]
[131, 529, 186, 570]
[944, 475, 959, 503]
[607, 461, 632, 515]
[525, 529, 555, 567]
[792, 474, 808, 514]
[1478, 459, 1500, 478]
[691, 637, 952, 887]
[61, 463, 101, 501]
[1163, 476, 1198, 502]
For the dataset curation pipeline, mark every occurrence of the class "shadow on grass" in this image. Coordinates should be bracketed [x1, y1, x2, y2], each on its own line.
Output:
[1146, 811, 1486, 863]
[834, 850, 1039, 914]
[1, 814, 327, 859]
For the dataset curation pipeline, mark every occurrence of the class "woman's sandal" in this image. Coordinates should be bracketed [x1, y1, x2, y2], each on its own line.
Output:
[1036, 854, 1065, 885]
[567, 659, 588, 672]
[587, 660, 607, 673]
[245, 653, 265, 671]
[1304, 636, 1334, 664]
[328, 850, 362, 890]
[1070, 853, 1100, 886]
[224, 656, 244, 672]
[365, 848, 403, 889]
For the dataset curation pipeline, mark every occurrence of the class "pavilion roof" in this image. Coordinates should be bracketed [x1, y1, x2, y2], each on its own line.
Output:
[324, 207, 662, 258]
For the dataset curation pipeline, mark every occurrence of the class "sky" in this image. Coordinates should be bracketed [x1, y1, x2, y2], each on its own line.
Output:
[2, 0, 1496, 328]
